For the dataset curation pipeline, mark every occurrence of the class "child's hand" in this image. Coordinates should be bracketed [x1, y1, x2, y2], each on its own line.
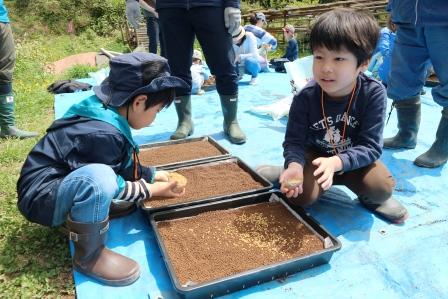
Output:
[154, 170, 170, 182]
[148, 181, 185, 198]
[312, 156, 343, 191]
[279, 162, 304, 198]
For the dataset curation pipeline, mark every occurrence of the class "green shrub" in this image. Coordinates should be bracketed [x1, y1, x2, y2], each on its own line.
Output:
[12, 0, 125, 36]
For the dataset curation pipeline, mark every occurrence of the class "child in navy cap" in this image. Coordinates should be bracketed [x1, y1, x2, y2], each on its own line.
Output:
[17, 52, 188, 286]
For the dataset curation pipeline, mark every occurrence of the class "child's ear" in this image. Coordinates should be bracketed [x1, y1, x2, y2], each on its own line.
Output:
[359, 59, 370, 72]
[133, 94, 148, 109]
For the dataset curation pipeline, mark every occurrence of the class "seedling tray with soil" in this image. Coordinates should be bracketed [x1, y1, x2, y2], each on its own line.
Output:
[150, 191, 341, 299]
[141, 157, 272, 213]
[139, 136, 229, 169]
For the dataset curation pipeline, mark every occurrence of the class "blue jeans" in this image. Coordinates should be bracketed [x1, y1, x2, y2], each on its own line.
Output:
[387, 24, 448, 107]
[243, 57, 261, 78]
[158, 7, 237, 96]
[146, 16, 165, 57]
[52, 164, 118, 226]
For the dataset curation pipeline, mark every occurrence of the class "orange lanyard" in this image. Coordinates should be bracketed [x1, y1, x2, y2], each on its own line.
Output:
[320, 83, 357, 155]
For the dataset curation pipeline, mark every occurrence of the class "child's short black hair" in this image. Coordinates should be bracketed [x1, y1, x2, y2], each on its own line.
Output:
[249, 14, 258, 25]
[146, 88, 175, 110]
[130, 88, 176, 110]
[310, 8, 380, 67]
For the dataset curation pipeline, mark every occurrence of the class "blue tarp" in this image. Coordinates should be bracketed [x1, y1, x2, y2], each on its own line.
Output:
[54, 71, 448, 299]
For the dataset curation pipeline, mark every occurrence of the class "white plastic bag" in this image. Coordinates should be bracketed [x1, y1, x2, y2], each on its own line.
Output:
[251, 95, 293, 120]
[284, 55, 314, 95]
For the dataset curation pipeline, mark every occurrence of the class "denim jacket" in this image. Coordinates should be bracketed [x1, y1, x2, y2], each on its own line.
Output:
[387, 0, 448, 26]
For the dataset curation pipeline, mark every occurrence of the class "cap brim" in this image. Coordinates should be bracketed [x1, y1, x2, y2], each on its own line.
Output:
[94, 75, 189, 107]
[93, 77, 114, 104]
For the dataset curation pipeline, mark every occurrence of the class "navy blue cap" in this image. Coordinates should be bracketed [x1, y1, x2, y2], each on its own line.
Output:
[93, 52, 188, 107]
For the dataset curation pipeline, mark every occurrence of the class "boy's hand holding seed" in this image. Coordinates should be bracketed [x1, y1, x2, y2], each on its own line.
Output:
[280, 162, 304, 198]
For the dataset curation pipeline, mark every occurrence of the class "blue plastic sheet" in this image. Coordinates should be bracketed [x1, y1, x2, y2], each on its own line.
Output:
[54, 72, 448, 299]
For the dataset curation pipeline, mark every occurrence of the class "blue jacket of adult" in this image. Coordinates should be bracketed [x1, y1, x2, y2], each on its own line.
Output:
[387, 0, 448, 26]
[156, 0, 239, 9]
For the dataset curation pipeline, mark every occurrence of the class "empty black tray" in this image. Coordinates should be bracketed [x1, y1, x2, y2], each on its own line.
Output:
[149, 191, 341, 299]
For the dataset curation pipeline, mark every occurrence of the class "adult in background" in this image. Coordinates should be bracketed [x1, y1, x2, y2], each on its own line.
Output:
[0, 1, 37, 138]
[139, 0, 165, 56]
[232, 26, 265, 85]
[244, 12, 278, 51]
[384, 0, 448, 168]
[157, 0, 246, 144]
[125, 0, 141, 29]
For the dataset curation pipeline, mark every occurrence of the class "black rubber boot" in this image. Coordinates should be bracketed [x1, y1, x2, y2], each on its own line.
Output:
[384, 96, 420, 149]
[109, 201, 136, 219]
[255, 165, 283, 188]
[359, 197, 408, 224]
[219, 94, 246, 144]
[0, 93, 38, 139]
[67, 216, 140, 286]
[414, 108, 448, 168]
[170, 95, 193, 140]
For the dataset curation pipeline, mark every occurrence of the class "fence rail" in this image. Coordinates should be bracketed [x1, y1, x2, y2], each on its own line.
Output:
[243, 0, 388, 52]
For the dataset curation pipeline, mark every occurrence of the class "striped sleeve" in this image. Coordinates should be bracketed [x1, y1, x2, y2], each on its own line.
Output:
[114, 178, 151, 203]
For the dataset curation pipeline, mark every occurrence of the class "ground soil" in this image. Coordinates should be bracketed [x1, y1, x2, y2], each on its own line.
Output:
[45, 52, 98, 74]
[156, 201, 324, 286]
[143, 161, 265, 208]
[139, 139, 225, 167]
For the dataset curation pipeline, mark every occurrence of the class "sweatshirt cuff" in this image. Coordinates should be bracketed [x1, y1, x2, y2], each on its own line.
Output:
[338, 153, 351, 172]
[284, 158, 305, 170]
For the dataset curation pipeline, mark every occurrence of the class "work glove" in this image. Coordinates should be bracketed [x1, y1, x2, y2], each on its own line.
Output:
[224, 7, 241, 36]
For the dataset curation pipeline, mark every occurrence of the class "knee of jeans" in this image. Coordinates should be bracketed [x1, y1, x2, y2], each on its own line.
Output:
[84, 164, 118, 199]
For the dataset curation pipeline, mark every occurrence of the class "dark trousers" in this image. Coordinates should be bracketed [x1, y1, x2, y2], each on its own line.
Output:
[289, 150, 395, 207]
[158, 7, 237, 96]
[0, 22, 15, 88]
[146, 16, 165, 57]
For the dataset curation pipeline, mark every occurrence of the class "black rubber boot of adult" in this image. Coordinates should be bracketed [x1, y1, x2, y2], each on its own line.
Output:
[255, 165, 283, 188]
[67, 216, 140, 286]
[0, 93, 38, 139]
[170, 95, 193, 140]
[359, 196, 408, 224]
[219, 94, 246, 144]
[414, 108, 448, 168]
[383, 96, 421, 149]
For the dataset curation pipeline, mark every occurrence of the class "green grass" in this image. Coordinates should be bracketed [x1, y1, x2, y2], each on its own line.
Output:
[0, 29, 127, 298]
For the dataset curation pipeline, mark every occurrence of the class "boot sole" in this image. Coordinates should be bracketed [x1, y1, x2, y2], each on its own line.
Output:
[413, 159, 448, 168]
[383, 144, 416, 150]
[74, 265, 141, 286]
[170, 129, 194, 140]
[224, 132, 246, 145]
